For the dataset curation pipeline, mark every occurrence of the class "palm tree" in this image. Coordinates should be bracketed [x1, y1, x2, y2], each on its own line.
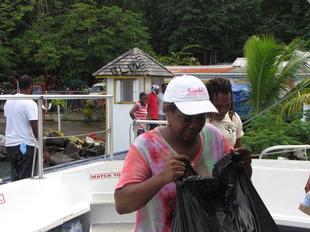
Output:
[277, 78, 310, 120]
[244, 35, 310, 113]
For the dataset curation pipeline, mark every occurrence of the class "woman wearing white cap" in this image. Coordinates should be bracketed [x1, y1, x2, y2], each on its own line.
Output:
[114, 75, 251, 232]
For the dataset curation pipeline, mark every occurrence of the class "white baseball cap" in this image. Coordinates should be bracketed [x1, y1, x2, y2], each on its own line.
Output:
[164, 75, 218, 115]
[152, 84, 160, 90]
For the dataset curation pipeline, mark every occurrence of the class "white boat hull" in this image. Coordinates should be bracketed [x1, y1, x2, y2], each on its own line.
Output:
[0, 159, 309, 231]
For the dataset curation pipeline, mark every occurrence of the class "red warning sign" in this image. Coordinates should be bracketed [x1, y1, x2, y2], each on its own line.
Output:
[89, 172, 120, 180]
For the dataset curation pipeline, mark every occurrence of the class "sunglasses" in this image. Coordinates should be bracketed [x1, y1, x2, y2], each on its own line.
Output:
[176, 110, 206, 124]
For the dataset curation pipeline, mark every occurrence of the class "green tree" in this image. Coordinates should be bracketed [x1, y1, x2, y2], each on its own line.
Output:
[140, 0, 310, 64]
[11, 2, 152, 86]
[144, 0, 261, 64]
[0, 0, 37, 77]
[57, 3, 151, 82]
[0, 0, 36, 42]
[244, 35, 309, 113]
[158, 45, 201, 65]
[1, 0, 309, 83]
[259, 0, 310, 46]
[0, 43, 15, 75]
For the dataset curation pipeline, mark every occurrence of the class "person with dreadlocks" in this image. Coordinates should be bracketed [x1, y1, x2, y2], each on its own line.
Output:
[205, 78, 244, 148]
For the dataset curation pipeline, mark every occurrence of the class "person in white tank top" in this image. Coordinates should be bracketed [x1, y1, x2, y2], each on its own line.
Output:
[205, 78, 244, 148]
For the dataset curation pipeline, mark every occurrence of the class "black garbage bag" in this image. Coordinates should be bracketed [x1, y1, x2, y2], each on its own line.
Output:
[171, 152, 279, 232]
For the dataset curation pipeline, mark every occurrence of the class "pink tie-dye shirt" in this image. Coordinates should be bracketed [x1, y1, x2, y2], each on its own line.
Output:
[116, 124, 231, 232]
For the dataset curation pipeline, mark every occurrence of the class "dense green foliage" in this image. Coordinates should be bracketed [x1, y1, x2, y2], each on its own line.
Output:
[0, 0, 309, 87]
[0, 1, 151, 85]
[137, 0, 309, 63]
[243, 112, 310, 155]
[159, 0, 261, 64]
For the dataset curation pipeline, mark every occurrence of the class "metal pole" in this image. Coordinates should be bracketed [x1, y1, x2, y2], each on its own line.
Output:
[133, 120, 138, 141]
[57, 105, 61, 131]
[37, 97, 44, 178]
[65, 99, 68, 118]
[106, 99, 109, 158]
[107, 97, 113, 160]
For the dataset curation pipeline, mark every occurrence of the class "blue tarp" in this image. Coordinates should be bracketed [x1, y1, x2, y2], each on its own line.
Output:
[232, 83, 250, 103]
[231, 83, 252, 119]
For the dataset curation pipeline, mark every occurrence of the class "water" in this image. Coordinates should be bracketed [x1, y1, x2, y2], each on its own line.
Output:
[43, 120, 106, 136]
[0, 119, 106, 140]
[0, 117, 105, 179]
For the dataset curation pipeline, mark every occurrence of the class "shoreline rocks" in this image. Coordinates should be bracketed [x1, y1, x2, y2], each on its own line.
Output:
[45, 130, 105, 166]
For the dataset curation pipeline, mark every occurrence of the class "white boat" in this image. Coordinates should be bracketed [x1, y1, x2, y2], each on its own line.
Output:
[0, 153, 309, 232]
[0, 94, 309, 232]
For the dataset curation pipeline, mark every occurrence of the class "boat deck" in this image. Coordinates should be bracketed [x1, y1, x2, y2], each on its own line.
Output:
[90, 223, 134, 232]
[0, 158, 309, 231]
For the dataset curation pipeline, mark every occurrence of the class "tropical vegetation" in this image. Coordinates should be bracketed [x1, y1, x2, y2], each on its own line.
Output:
[243, 34, 309, 156]
[276, 79, 310, 120]
[243, 112, 310, 156]
[0, 0, 309, 88]
[0, 1, 308, 162]
[244, 36, 310, 113]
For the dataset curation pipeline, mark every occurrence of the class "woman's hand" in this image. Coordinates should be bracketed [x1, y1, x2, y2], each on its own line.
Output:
[158, 154, 189, 185]
[234, 148, 252, 178]
[115, 154, 189, 214]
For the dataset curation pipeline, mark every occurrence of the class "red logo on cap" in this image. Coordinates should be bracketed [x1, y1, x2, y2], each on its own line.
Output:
[187, 87, 205, 96]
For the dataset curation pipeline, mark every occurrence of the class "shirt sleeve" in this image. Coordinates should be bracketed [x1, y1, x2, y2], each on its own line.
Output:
[116, 145, 151, 189]
[27, 100, 38, 121]
[234, 113, 244, 139]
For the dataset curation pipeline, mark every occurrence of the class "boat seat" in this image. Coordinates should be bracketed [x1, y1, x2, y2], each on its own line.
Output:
[89, 192, 135, 225]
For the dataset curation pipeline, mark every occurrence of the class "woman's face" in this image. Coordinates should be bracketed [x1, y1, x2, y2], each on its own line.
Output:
[212, 92, 231, 120]
[167, 108, 206, 142]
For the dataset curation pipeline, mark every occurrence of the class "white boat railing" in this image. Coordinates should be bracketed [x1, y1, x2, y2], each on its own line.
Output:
[259, 145, 310, 160]
[0, 94, 113, 179]
[129, 119, 168, 144]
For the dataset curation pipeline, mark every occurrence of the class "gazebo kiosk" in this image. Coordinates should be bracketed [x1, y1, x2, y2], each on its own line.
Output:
[93, 47, 174, 153]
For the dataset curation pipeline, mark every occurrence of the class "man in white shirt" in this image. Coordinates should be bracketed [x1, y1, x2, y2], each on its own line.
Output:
[158, 83, 167, 120]
[4, 75, 38, 181]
